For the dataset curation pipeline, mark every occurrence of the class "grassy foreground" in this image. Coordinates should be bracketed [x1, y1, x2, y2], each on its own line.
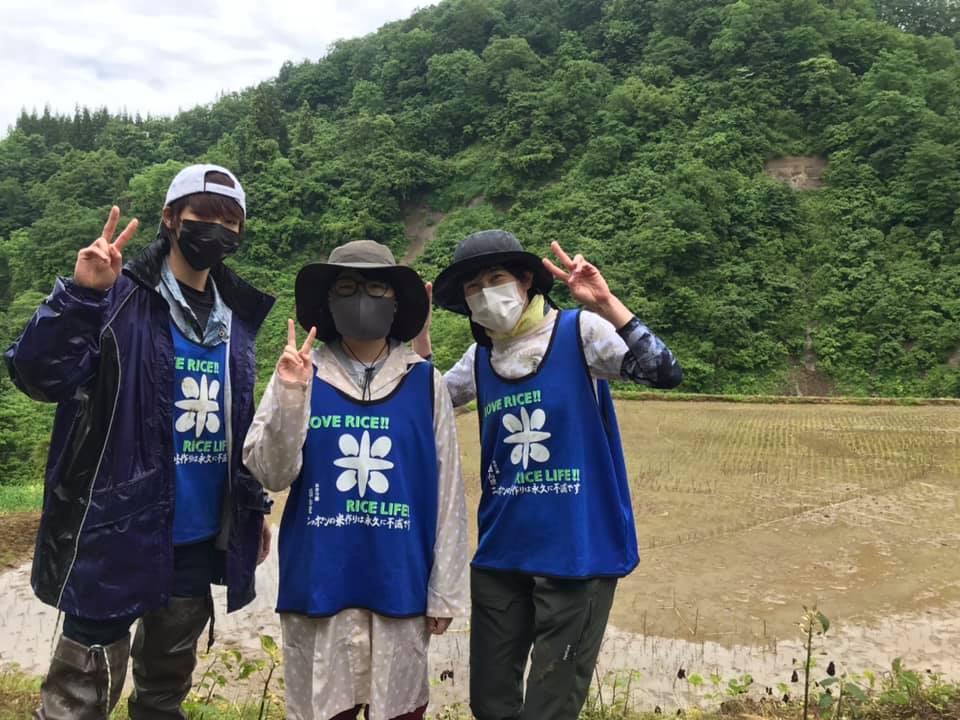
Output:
[0, 484, 42, 515]
[2, 662, 958, 720]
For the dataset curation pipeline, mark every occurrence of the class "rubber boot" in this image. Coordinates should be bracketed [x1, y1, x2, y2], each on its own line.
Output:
[35, 633, 130, 720]
[127, 596, 211, 720]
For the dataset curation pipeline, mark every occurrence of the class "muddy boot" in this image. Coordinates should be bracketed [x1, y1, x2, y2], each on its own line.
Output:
[35, 634, 130, 720]
[127, 596, 211, 720]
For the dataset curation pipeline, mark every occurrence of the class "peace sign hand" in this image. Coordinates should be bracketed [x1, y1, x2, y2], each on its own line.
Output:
[73, 206, 139, 291]
[277, 319, 317, 386]
[542, 241, 613, 309]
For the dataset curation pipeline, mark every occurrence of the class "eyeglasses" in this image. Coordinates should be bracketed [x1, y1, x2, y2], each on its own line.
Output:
[331, 276, 395, 298]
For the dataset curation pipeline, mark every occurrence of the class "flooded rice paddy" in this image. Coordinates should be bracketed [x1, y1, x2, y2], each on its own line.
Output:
[2, 400, 958, 711]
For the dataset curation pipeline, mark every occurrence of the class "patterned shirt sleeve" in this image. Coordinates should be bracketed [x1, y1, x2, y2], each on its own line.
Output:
[580, 312, 683, 388]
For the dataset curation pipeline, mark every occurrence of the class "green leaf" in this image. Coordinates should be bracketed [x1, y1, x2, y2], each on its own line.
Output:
[688, 673, 704, 687]
[845, 683, 868, 702]
[820, 677, 839, 688]
[889, 690, 910, 705]
[261, 634, 278, 653]
[900, 670, 920, 692]
[817, 611, 830, 633]
[819, 693, 835, 710]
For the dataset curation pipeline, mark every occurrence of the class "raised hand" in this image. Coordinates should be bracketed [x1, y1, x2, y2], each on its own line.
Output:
[277, 319, 317, 386]
[543, 241, 632, 327]
[73, 206, 139, 291]
[542, 241, 612, 308]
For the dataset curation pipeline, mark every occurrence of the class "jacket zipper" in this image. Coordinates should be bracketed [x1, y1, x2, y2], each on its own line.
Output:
[55, 289, 134, 608]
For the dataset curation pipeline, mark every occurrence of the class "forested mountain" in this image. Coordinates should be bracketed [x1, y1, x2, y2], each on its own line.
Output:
[2, 0, 959, 485]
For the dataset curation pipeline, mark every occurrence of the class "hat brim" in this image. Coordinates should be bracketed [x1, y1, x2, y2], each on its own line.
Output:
[432, 250, 554, 315]
[295, 262, 428, 342]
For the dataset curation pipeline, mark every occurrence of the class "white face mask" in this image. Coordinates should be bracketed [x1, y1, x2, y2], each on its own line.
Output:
[466, 281, 526, 334]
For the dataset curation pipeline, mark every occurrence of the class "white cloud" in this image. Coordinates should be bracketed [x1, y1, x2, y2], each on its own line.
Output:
[0, 0, 430, 137]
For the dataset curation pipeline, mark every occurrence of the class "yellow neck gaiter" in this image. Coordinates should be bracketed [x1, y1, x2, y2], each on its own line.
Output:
[487, 294, 546, 342]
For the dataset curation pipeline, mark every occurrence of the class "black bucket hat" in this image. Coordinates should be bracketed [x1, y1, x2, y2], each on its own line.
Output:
[295, 240, 429, 342]
[432, 229, 553, 315]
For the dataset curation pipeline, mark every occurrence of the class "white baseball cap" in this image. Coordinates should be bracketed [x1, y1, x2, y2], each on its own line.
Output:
[164, 164, 246, 216]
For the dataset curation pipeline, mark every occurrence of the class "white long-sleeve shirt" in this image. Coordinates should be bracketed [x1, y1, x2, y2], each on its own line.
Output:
[242, 342, 468, 720]
[443, 307, 681, 406]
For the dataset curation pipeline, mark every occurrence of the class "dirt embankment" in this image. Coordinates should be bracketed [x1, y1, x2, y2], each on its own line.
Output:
[0, 513, 38, 570]
[402, 204, 447, 264]
[764, 156, 827, 189]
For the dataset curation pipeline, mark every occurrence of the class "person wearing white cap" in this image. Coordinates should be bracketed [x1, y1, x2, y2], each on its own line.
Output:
[5, 164, 275, 719]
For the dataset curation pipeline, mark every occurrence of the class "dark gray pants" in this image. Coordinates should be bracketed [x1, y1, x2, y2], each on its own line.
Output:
[469, 567, 617, 720]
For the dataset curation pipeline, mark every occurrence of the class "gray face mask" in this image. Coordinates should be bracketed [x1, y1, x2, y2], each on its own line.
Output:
[329, 294, 396, 341]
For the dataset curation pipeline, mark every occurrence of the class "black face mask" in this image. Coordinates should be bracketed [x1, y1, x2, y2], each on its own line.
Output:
[176, 220, 241, 271]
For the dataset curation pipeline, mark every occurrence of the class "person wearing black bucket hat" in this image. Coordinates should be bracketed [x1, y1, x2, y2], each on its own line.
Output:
[416, 230, 683, 720]
[243, 240, 468, 720]
[431, 229, 555, 316]
[5, 164, 275, 719]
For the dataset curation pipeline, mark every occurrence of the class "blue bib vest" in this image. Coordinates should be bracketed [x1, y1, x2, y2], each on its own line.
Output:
[473, 310, 639, 578]
[277, 362, 438, 617]
[170, 322, 229, 545]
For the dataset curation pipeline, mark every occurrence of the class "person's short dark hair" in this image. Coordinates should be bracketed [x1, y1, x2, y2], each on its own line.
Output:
[503, 262, 532, 283]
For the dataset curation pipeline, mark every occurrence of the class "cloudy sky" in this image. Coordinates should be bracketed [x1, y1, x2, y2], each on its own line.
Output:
[0, 0, 430, 137]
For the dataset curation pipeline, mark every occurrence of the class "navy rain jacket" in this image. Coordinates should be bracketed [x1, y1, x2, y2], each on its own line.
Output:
[4, 236, 275, 619]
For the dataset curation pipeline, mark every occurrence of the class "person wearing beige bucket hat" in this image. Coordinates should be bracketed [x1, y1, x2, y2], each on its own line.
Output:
[243, 240, 468, 720]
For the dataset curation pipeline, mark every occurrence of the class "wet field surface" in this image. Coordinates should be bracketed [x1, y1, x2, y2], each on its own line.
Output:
[2, 401, 958, 711]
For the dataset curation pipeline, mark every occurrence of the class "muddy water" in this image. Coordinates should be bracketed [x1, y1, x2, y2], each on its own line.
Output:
[3, 549, 958, 712]
[2, 401, 958, 712]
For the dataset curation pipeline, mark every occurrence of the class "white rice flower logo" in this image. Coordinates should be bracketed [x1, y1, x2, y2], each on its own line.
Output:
[334, 430, 394, 498]
[503, 406, 551, 470]
[175, 375, 221, 438]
